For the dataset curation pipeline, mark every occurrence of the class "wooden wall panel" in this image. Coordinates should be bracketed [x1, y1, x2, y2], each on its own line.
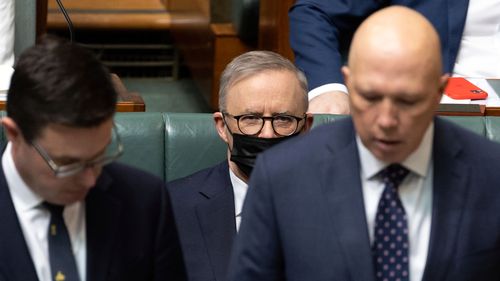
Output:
[47, 0, 170, 30]
[37, 0, 48, 39]
[211, 24, 253, 108]
[168, 0, 213, 105]
[258, 0, 295, 61]
[168, 0, 253, 110]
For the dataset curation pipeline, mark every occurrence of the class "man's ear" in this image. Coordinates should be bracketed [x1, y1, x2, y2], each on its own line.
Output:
[1, 117, 22, 143]
[437, 73, 450, 103]
[439, 73, 450, 93]
[302, 113, 314, 133]
[341, 66, 350, 86]
[213, 112, 230, 144]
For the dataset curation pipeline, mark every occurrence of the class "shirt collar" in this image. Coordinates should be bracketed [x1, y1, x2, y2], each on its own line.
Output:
[356, 122, 434, 179]
[229, 168, 248, 218]
[2, 142, 44, 211]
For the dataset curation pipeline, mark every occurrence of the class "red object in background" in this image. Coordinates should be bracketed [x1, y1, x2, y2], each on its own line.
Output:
[444, 77, 488, 100]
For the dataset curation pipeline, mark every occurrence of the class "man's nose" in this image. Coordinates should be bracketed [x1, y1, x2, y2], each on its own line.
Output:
[258, 119, 277, 138]
[377, 100, 399, 130]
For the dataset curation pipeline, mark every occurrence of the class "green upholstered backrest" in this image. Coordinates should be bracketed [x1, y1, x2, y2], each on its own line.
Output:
[312, 114, 348, 128]
[163, 113, 226, 182]
[1, 112, 499, 183]
[485, 117, 500, 143]
[442, 116, 486, 137]
[14, 0, 36, 58]
[54, 114, 500, 182]
[115, 112, 165, 180]
[311, 114, 488, 138]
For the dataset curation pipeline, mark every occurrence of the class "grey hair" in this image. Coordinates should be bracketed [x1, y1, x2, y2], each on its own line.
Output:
[218, 50, 308, 111]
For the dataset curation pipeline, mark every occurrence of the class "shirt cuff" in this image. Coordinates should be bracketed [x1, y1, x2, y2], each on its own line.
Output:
[308, 83, 349, 101]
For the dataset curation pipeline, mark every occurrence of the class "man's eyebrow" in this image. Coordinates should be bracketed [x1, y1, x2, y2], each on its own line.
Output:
[354, 84, 377, 96]
[240, 111, 296, 116]
[239, 109, 262, 115]
[271, 111, 295, 116]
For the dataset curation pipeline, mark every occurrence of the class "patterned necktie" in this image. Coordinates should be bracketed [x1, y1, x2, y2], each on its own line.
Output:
[44, 202, 81, 281]
[372, 164, 410, 281]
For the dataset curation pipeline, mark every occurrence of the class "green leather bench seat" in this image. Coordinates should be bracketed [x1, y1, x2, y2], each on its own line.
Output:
[0, 112, 499, 182]
[164, 113, 226, 182]
[115, 112, 166, 179]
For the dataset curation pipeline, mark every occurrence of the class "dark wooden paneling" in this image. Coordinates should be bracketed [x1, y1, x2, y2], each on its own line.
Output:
[168, 0, 253, 110]
[211, 23, 253, 108]
[37, 0, 48, 40]
[258, 0, 295, 61]
[168, 0, 213, 105]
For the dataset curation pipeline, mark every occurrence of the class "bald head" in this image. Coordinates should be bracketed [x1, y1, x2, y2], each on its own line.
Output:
[344, 6, 448, 164]
[348, 6, 442, 80]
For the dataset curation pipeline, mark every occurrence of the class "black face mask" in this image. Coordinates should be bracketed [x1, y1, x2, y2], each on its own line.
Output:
[230, 133, 298, 177]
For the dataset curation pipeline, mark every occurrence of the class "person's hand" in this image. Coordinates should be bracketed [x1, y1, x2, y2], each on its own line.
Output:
[308, 91, 350, 114]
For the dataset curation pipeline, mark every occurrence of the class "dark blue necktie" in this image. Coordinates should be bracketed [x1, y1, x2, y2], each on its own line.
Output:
[372, 164, 410, 281]
[44, 202, 81, 281]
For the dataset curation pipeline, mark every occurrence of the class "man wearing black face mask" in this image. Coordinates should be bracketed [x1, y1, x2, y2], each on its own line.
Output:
[168, 51, 313, 281]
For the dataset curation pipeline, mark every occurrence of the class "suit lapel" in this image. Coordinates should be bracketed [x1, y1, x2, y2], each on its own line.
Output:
[321, 120, 375, 281]
[85, 171, 121, 281]
[0, 166, 39, 280]
[195, 162, 236, 281]
[422, 118, 469, 281]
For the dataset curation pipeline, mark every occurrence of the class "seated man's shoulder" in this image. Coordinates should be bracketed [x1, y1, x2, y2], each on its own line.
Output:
[167, 161, 229, 201]
[98, 162, 166, 200]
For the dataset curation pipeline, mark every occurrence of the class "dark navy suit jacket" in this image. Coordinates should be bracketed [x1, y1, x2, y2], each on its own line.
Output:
[0, 162, 186, 281]
[289, 0, 469, 90]
[169, 161, 236, 281]
[228, 117, 500, 281]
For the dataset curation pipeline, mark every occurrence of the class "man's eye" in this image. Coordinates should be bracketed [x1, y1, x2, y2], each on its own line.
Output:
[397, 99, 416, 106]
[274, 116, 293, 126]
[241, 115, 261, 122]
[54, 158, 80, 166]
[362, 95, 381, 103]
[274, 115, 292, 122]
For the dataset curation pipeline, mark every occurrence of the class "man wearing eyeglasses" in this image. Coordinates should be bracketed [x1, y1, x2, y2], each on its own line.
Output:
[168, 51, 313, 281]
[0, 36, 186, 281]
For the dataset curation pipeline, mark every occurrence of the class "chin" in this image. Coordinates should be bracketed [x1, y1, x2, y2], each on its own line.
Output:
[58, 192, 88, 205]
[374, 151, 405, 164]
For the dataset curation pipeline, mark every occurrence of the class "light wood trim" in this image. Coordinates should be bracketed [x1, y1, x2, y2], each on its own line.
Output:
[48, 0, 166, 11]
[0, 74, 145, 112]
[48, 12, 171, 30]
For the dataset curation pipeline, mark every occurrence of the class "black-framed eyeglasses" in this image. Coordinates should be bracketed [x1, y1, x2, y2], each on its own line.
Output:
[31, 124, 124, 178]
[222, 112, 306, 136]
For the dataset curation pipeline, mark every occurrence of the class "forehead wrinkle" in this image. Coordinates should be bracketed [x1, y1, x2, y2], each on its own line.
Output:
[226, 71, 305, 115]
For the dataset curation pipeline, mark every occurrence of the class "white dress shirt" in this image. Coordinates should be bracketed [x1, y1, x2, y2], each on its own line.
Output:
[2, 143, 87, 281]
[454, 0, 500, 77]
[356, 124, 434, 281]
[229, 168, 248, 232]
[308, 83, 348, 100]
